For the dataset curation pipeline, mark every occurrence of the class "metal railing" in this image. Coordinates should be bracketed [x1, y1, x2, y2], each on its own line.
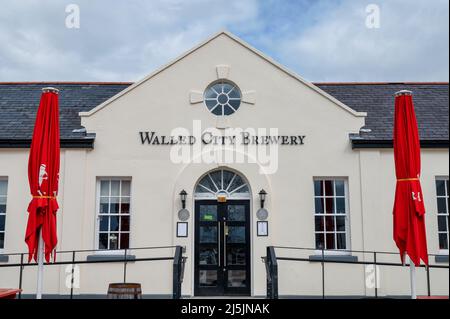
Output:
[0, 245, 187, 299]
[263, 246, 449, 299]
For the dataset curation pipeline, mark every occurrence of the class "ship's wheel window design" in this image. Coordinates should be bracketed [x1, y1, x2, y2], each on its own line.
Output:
[204, 81, 241, 116]
[195, 169, 250, 199]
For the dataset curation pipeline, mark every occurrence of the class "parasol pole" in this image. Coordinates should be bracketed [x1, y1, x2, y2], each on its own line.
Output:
[409, 260, 417, 299]
[36, 227, 44, 299]
[405, 254, 417, 299]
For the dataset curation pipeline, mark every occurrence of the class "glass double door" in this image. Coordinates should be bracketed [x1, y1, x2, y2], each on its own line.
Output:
[194, 200, 251, 296]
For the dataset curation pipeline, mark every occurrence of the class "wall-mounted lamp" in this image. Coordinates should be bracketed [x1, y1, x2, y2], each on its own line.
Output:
[179, 189, 187, 209]
[258, 189, 267, 209]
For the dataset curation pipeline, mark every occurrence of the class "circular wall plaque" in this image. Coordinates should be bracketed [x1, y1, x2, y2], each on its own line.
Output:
[256, 208, 269, 221]
[178, 208, 190, 221]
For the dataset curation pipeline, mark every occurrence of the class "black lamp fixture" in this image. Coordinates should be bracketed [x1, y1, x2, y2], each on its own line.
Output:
[258, 189, 267, 208]
[179, 189, 188, 209]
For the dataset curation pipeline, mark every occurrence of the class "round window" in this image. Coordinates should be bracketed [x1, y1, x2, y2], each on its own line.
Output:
[204, 81, 241, 116]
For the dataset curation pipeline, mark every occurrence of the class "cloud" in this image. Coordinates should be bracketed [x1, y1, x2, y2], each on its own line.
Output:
[277, 0, 449, 81]
[0, 0, 448, 82]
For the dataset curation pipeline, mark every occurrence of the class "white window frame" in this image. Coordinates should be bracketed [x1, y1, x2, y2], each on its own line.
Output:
[0, 177, 7, 252]
[313, 177, 351, 256]
[436, 176, 449, 255]
[95, 177, 132, 255]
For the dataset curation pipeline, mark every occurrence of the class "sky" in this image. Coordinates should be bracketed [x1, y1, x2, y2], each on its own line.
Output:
[0, 0, 448, 82]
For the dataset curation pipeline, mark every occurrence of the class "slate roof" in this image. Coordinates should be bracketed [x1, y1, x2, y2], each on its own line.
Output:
[0, 82, 448, 148]
[315, 83, 449, 147]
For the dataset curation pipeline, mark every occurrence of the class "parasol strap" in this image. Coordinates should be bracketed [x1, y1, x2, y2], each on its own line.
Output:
[397, 178, 419, 182]
[32, 195, 57, 199]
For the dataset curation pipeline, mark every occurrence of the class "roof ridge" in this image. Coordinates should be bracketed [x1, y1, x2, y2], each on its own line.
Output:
[0, 81, 447, 86]
[313, 82, 449, 85]
[0, 81, 134, 85]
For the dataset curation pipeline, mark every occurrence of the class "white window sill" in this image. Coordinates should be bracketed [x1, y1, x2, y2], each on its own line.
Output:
[435, 252, 449, 263]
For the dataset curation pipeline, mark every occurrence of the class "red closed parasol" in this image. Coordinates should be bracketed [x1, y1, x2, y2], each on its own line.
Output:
[392, 90, 428, 298]
[25, 87, 60, 298]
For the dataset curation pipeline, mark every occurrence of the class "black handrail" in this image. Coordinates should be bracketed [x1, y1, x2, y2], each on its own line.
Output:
[263, 246, 278, 299]
[263, 246, 449, 299]
[0, 245, 186, 299]
[172, 246, 186, 299]
[1, 245, 178, 257]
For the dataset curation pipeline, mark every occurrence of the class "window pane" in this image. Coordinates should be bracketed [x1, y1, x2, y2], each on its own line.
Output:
[110, 216, 119, 232]
[120, 233, 129, 249]
[326, 233, 335, 250]
[335, 180, 345, 196]
[315, 233, 324, 250]
[314, 180, 324, 196]
[120, 203, 130, 215]
[199, 177, 217, 193]
[120, 216, 130, 232]
[336, 216, 346, 231]
[99, 216, 109, 232]
[205, 86, 218, 99]
[110, 197, 120, 214]
[228, 205, 245, 221]
[0, 215, 4, 230]
[315, 216, 324, 231]
[436, 180, 446, 196]
[439, 233, 448, 250]
[228, 86, 240, 99]
[228, 226, 245, 243]
[0, 181, 7, 196]
[199, 247, 218, 265]
[109, 233, 119, 250]
[0, 233, 3, 248]
[228, 174, 245, 192]
[0, 197, 5, 205]
[195, 184, 211, 194]
[100, 180, 109, 196]
[437, 198, 447, 214]
[233, 185, 249, 194]
[228, 270, 246, 288]
[199, 270, 217, 287]
[324, 180, 334, 196]
[223, 171, 235, 189]
[337, 233, 346, 249]
[99, 198, 109, 214]
[99, 233, 108, 249]
[325, 216, 335, 232]
[200, 205, 217, 221]
[438, 216, 447, 232]
[336, 198, 346, 214]
[110, 181, 120, 196]
[209, 171, 222, 189]
[325, 198, 334, 214]
[227, 247, 246, 265]
[315, 198, 324, 214]
[200, 226, 217, 243]
[121, 181, 131, 196]
[0, 204, 5, 214]
[228, 99, 240, 111]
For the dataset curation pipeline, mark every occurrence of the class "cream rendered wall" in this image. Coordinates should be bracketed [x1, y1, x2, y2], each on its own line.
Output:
[0, 33, 447, 297]
[359, 148, 449, 296]
[0, 148, 90, 295]
[78, 33, 366, 297]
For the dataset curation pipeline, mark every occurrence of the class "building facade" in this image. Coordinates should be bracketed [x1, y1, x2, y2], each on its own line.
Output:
[0, 32, 448, 298]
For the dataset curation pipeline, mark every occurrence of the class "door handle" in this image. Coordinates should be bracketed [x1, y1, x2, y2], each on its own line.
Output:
[223, 222, 228, 268]
[218, 221, 221, 267]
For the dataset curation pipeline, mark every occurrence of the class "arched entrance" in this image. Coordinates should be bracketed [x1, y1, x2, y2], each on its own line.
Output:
[193, 168, 251, 296]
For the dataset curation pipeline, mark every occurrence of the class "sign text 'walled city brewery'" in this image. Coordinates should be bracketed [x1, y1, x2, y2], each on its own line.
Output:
[139, 131, 306, 146]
